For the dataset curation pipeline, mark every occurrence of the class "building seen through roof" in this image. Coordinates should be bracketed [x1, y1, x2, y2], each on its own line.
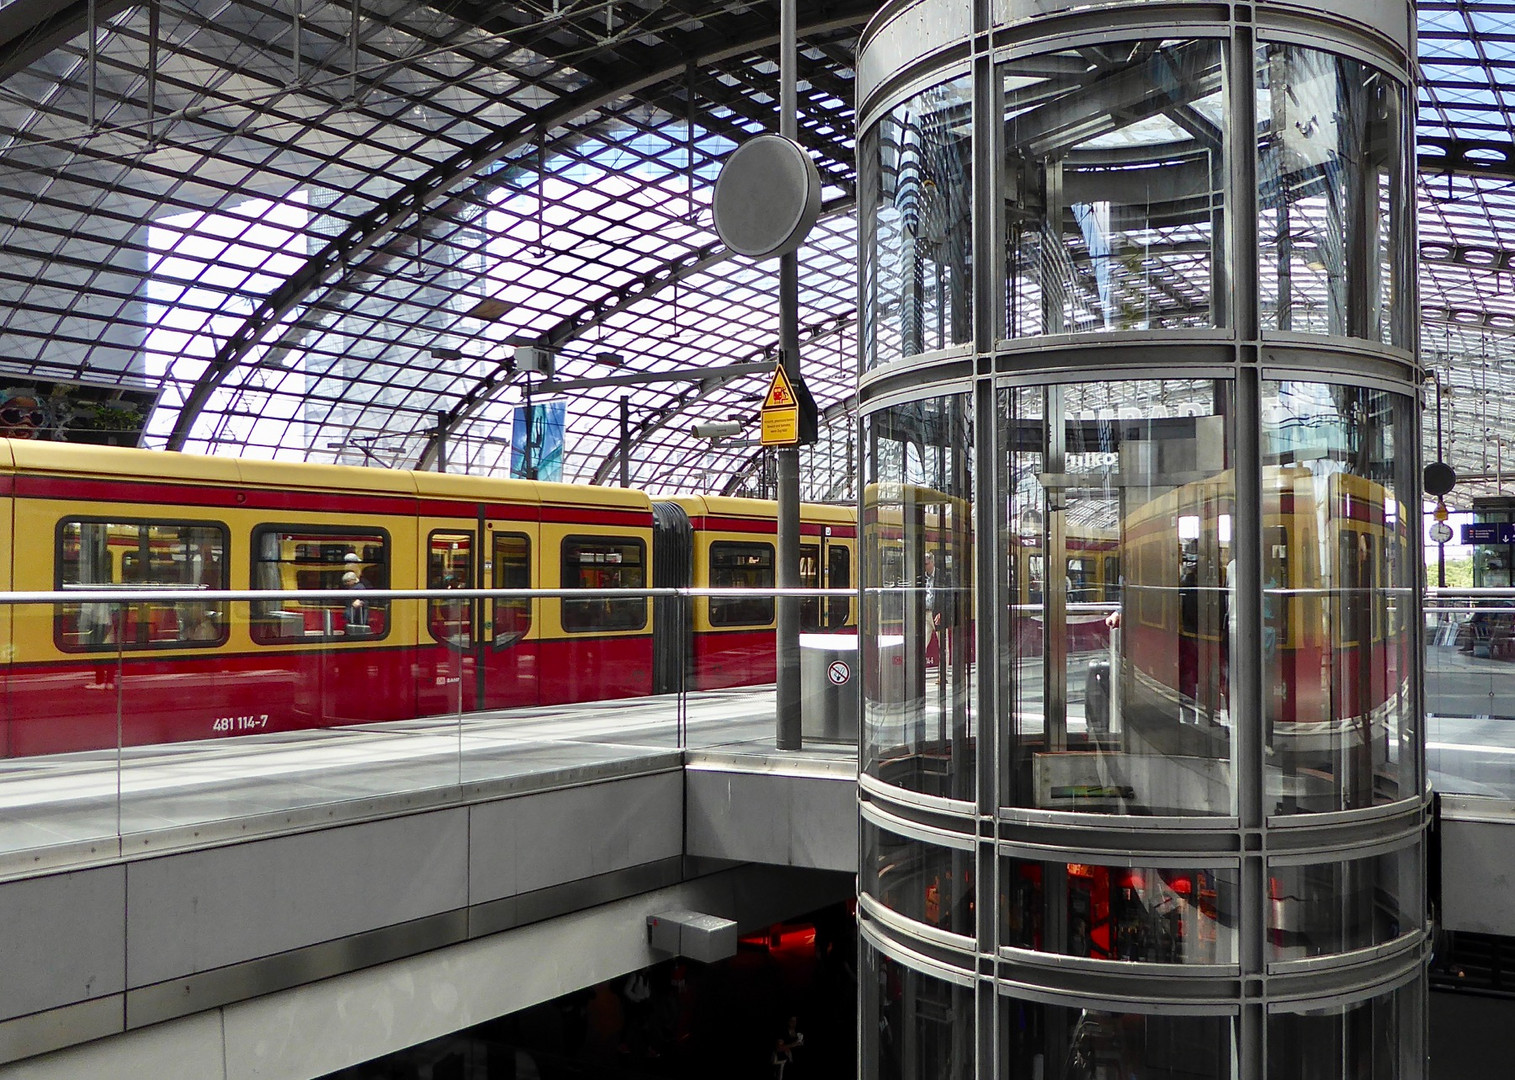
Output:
[0, 0, 1513, 506]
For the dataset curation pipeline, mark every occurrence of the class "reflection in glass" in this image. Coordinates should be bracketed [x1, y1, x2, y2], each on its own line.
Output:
[1001, 39, 1227, 337]
[1261, 382, 1416, 814]
[1257, 44, 1408, 346]
[1003, 858, 1237, 964]
[1267, 983, 1420, 1080]
[861, 74, 974, 369]
[1001, 380, 1235, 816]
[862, 942, 975, 1080]
[863, 395, 975, 800]
[1004, 997, 1235, 1080]
[864, 820, 975, 937]
[1267, 846, 1418, 960]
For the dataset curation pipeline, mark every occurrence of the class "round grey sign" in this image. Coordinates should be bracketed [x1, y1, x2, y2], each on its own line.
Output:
[712, 134, 822, 259]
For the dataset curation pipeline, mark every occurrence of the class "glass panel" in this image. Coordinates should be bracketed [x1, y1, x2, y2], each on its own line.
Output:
[1261, 382, 1417, 814]
[862, 943, 975, 1080]
[1267, 846, 1419, 960]
[1001, 39, 1227, 337]
[861, 73, 974, 370]
[863, 819, 975, 937]
[1267, 983, 1420, 1080]
[709, 541, 775, 626]
[249, 527, 390, 642]
[427, 531, 472, 648]
[1003, 997, 1236, 1080]
[56, 520, 228, 651]
[1257, 45, 1409, 346]
[560, 536, 647, 632]
[1002, 857, 1238, 964]
[863, 394, 975, 800]
[491, 533, 532, 649]
[1001, 380, 1235, 816]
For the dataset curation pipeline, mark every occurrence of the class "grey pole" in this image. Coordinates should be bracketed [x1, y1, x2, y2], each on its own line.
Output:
[620, 395, 631, 488]
[775, 0, 801, 750]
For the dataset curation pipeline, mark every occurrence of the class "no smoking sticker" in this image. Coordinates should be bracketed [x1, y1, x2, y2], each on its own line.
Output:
[827, 660, 851, 685]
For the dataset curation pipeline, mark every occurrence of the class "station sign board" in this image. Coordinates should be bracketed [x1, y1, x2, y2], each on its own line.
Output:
[1462, 522, 1515, 545]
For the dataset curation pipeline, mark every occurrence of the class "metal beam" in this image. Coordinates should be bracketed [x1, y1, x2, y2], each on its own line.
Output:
[165, 3, 873, 451]
[536, 362, 774, 394]
[588, 316, 856, 488]
[1419, 136, 1515, 182]
[414, 197, 856, 470]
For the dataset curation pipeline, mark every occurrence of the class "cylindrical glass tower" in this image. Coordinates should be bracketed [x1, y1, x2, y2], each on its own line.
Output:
[855, 2, 1426, 1077]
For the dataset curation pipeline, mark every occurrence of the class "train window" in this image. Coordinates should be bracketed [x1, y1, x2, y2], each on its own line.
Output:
[427, 532, 471, 648]
[827, 545, 851, 628]
[249, 526, 390, 643]
[55, 519, 229, 651]
[561, 536, 647, 632]
[1026, 553, 1045, 605]
[492, 533, 531, 649]
[1066, 557, 1091, 602]
[710, 541, 775, 627]
[1102, 557, 1120, 604]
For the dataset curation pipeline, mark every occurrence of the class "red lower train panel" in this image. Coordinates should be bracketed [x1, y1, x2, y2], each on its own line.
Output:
[3, 634, 657, 757]
[689, 628, 774, 690]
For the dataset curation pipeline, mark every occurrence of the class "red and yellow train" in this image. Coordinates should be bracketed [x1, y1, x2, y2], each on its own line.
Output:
[0, 441, 855, 757]
[1113, 465, 1410, 764]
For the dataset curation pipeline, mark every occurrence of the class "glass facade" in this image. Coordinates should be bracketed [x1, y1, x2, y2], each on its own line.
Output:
[1003, 858, 1239, 964]
[1000, 379, 1237, 816]
[857, 3, 1423, 1077]
[861, 74, 975, 370]
[1267, 983, 1421, 1080]
[863, 943, 976, 1080]
[1002, 39, 1228, 336]
[1267, 846, 1420, 961]
[1257, 46, 1410, 347]
[864, 819, 976, 938]
[862, 394, 975, 800]
[1003, 999, 1237, 1080]
[1261, 382, 1418, 814]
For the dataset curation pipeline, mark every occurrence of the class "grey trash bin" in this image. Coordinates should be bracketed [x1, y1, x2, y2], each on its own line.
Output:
[800, 633, 860, 742]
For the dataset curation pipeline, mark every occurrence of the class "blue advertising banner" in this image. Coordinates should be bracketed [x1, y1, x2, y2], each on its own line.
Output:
[510, 401, 565, 482]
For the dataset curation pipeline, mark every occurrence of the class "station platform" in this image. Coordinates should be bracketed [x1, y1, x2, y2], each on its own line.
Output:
[0, 687, 858, 1079]
[0, 685, 853, 875]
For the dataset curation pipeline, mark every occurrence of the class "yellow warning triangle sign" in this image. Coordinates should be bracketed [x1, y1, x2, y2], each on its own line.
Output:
[763, 364, 797, 410]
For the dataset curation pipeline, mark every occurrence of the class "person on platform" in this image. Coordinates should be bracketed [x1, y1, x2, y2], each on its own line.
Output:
[772, 1014, 804, 1078]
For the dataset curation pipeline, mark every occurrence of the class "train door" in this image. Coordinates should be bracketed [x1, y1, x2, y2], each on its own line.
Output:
[481, 519, 539, 709]
[800, 540, 821, 630]
[826, 534, 852, 628]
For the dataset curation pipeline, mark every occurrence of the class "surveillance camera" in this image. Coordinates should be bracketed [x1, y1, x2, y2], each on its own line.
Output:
[691, 420, 743, 439]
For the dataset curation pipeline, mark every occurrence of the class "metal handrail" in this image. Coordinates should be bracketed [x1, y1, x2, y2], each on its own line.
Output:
[0, 586, 860, 605]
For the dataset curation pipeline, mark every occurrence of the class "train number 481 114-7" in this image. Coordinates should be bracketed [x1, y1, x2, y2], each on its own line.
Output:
[211, 715, 270, 733]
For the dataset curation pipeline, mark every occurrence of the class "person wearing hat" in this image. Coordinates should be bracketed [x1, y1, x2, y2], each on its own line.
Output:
[342, 568, 369, 634]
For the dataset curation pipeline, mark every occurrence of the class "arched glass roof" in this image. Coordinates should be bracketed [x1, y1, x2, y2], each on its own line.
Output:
[0, 0, 1511, 506]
